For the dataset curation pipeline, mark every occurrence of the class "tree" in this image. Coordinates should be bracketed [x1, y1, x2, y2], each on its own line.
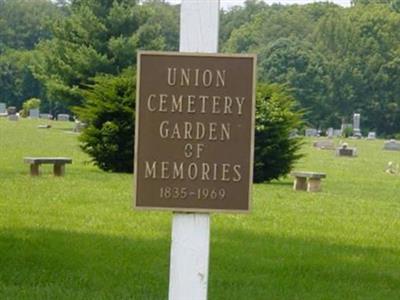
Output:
[75, 69, 135, 172]
[258, 38, 329, 128]
[254, 83, 304, 182]
[32, 0, 179, 108]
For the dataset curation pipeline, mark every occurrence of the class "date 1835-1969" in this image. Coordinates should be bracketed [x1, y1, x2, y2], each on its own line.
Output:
[160, 186, 226, 200]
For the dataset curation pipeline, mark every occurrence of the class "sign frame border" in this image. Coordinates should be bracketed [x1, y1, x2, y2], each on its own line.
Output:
[134, 51, 257, 213]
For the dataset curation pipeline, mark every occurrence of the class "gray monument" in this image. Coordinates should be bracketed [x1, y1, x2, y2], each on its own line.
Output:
[57, 114, 70, 121]
[7, 106, 17, 115]
[353, 113, 361, 137]
[383, 139, 400, 151]
[29, 108, 40, 119]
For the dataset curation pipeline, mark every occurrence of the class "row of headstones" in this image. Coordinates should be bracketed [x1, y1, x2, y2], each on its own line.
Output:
[306, 127, 376, 140]
[314, 139, 400, 156]
[0, 104, 70, 121]
[306, 113, 368, 138]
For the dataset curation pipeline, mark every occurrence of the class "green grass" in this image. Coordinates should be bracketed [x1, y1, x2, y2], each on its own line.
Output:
[1, 118, 399, 299]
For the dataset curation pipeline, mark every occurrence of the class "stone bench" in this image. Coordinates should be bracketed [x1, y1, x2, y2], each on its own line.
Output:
[291, 171, 327, 192]
[24, 157, 72, 176]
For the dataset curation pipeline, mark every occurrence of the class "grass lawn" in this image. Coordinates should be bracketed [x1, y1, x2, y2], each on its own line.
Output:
[1, 118, 400, 299]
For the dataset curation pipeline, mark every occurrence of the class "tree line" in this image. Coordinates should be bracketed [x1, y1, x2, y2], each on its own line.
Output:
[1, 0, 400, 135]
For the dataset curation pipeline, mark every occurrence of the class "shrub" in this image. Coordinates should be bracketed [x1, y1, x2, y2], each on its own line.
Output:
[75, 68, 135, 172]
[21, 98, 41, 117]
[76, 74, 303, 181]
[254, 83, 304, 182]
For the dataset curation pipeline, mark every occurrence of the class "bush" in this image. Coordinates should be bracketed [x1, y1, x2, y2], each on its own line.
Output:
[76, 74, 303, 181]
[254, 83, 304, 182]
[21, 98, 41, 117]
[75, 68, 135, 172]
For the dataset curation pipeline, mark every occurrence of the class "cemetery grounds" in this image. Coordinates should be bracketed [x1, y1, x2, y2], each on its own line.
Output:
[0, 118, 399, 299]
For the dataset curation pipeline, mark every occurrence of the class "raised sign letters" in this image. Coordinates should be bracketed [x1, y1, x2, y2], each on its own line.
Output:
[134, 52, 256, 212]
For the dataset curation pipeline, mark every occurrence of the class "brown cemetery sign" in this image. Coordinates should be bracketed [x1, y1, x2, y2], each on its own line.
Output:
[134, 52, 256, 212]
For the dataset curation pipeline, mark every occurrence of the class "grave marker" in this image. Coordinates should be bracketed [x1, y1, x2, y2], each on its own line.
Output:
[57, 114, 70, 121]
[336, 143, 357, 157]
[29, 108, 39, 119]
[353, 113, 361, 137]
[383, 139, 400, 151]
[0, 103, 6, 116]
[367, 132, 376, 140]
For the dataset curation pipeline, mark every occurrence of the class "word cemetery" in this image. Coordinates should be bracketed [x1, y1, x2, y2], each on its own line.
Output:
[134, 52, 256, 212]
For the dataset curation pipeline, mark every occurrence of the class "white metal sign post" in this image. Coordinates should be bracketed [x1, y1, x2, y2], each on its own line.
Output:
[168, 1, 220, 299]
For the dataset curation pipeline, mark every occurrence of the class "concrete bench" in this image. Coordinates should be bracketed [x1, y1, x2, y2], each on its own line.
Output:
[24, 157, 72, 176]
[291, 171, 326, 192]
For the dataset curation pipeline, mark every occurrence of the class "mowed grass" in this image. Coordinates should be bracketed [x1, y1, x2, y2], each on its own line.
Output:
[1, 118, 399, 300]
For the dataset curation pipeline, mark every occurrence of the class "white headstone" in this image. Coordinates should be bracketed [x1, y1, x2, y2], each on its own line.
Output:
[367, 132, 376, 140]
[29, 108, 40, 119]
[57, 114, 70, 121]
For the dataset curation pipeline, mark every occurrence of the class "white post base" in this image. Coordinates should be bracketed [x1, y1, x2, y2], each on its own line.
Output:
[168, 213, 210, 300]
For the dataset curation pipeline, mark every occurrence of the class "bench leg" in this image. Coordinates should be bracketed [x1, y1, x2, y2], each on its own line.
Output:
[307, 178, 321, 192]
[30, 164, 40, 176]
[293, 177, 307, 191]
[53, 164, 65, 176]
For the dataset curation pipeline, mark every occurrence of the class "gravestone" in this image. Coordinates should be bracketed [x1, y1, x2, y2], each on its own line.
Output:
[313, 140, 335, 150]
[40, 113, 52, 120]
[333, 129, 342, 137]
[305, 128, 318, 137]
[353, 113, 361, 138]
[326, 127, 334, 138]
[367, 132, 376, 140]
[8, 114, 19, 121]
[0, 103, 6, 116]
[383, 139, 400, 151]
[336, 143, 357, 157]
[29, 108, 39, 119]
[57, 114, 70, 121]
[7, 106, 17, 115]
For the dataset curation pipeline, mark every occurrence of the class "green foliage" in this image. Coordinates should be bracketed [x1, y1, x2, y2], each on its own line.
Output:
[0, 0, 61, 109]
[222, 2, 400, 135]
[254, 83, 304, 182]
[32, 0, 179, 108]
[75, 69, 135, 172]
[0, 50, 43, 108]
[21, 97, 41, 117]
